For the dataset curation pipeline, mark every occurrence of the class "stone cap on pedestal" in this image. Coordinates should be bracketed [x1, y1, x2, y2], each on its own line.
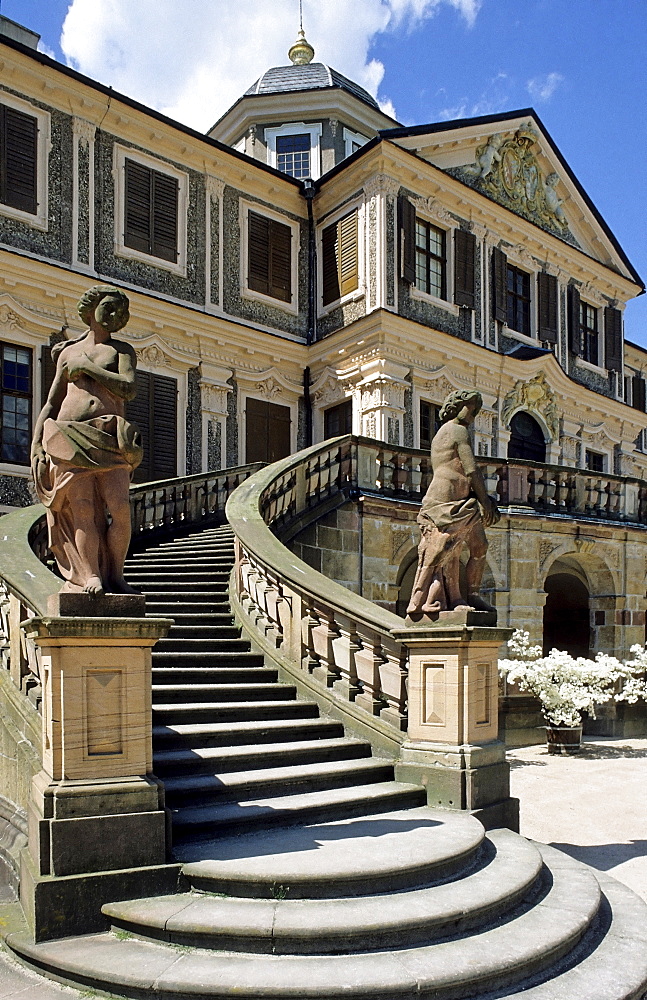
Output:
[21, 616, 173, 643]
[391, 624, 512, 645]
[48, 593, 146, 617]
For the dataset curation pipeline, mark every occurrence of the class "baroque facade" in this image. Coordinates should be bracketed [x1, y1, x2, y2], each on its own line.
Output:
[1, 17, 646, 733]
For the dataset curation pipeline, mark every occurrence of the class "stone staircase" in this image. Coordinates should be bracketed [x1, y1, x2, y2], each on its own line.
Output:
[6, 521, 647, 999]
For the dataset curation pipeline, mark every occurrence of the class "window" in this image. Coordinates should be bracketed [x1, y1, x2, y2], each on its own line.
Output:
[343, 128, 368, 159]
[580, 302, 599, 366]
[419, 401, 439, 452]
[0, 343, 31, 465]
[415, 220, 446, 299]
[506, 265, 531, 335]
[321, 210, 359, 307]
[276, 133, 310, 179]
[245, 398, 291, 464]
[247, 210, 292, 303]
[124, 158, 178, 263]
[585, 450, 604, 473]
[265, 123, 322, 180]
[507, 411, 546, 463]
[126, 371, 177, 483]
[114, 146, 187, 273]
[0, 93, 49, 229]
[324, 400, 352, 439]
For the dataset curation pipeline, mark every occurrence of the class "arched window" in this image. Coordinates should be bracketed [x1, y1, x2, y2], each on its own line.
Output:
[508, 411, 546, 462]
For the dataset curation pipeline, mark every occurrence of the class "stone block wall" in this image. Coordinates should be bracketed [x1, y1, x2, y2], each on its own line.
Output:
[0, 671, 41, 888]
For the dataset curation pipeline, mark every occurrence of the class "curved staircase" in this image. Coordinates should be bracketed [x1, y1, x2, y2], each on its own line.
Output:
[6, 521, 647, 999]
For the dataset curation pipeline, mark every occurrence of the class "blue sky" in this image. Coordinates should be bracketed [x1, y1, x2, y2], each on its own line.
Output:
[3, 0, 646, 344]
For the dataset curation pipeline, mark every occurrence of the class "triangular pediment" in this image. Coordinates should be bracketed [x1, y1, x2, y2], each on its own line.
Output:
[385, 111, 641, 287]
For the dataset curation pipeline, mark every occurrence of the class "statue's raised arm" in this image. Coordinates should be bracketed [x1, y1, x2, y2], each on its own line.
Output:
[31, 285, 143, 597]
[406, 389, 500, 622]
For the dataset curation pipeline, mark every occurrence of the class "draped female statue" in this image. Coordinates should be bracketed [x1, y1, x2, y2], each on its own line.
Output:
[406, 389, 500, 619]
[31, 285, 143, 596]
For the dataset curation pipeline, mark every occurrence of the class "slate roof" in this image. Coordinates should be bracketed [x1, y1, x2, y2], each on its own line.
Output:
[244, 63, 379, 110]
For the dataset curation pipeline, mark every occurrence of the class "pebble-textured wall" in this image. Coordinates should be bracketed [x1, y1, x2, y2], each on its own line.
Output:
[185, 367, 202, 474]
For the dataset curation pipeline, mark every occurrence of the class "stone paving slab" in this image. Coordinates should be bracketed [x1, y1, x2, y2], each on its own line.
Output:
[508, 736, 647, 902]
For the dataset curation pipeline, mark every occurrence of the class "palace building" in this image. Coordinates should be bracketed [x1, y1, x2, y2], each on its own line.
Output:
[1, 14, 646, 737]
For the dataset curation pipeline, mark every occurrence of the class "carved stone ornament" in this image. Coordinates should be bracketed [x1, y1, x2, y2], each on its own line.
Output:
[539, 539, 556, 567]
[205, 175, 225, 201]
[502, 372, 559, 440]
[73, 117, 96, 145]
[363, 174, 400, 200]
[0, 306, 20, 330]
[200, 383, 229, 417]
[137, 344, 169, 368]
[422, 376, 457, 403]
[256, 376, 282, 400]
[455, 123, 574, 240]
[313, 375, 344, 407]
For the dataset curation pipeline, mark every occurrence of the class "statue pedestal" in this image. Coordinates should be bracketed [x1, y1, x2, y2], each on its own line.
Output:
[19, 615, 181, 941]
[392, 625, 519, 831]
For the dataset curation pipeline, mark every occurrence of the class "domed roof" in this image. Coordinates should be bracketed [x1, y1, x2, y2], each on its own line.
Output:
[244, 62, 380, 112]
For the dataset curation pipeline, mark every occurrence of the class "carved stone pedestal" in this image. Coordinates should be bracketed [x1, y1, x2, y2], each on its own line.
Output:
[392, 625, 519, 831]
[19, 615, 180, 941]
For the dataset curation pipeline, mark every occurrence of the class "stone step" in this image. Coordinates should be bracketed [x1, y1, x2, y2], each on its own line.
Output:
[162, 757, 396, 807]
[140, 588, 229, 599]
[152, 667, 279, 686]
[170, 781, 427, 840]
[152, 700, 318, 725]
[152, 736, 371, 777]
[155, 638, 251, 652]
[152, 716, 345, 751]
[129, 577, 230, 589]
[151, 683, 297, 704]
[151, 652, 267, 668]
[103, 827, 536, 952]
[145, 599, 231, 611]
[149, 613, 235, 625]
[164, 625, 241, 639]
[10, 844, 637, 1000]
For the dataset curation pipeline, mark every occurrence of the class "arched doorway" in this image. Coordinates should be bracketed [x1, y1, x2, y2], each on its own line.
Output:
[543, 570, 590, 657]
[508, 411, 546, 463]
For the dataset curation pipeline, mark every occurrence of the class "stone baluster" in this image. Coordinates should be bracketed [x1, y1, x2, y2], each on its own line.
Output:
[378, 635, 408, 730]
[331, 613, 361, 701]
[301, 599, 321, 674]
[311, 607, 342, 687]
[354, 625, 387, 716]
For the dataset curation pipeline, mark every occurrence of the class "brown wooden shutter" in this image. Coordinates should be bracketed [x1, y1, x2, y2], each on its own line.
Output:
[151, 171, 178, 262]
[322, 221, 340, 306]
[124, 160, 152, 255]
[269, 219, 292, 303]
[0, 105, 38, 215]
[245, 398, 291, 464]
[339, 211, 358, 298]
[567, 285, 581, 355]
[632, 375, 646, 412]
[491, 247, 507, 323]
[40, 344, 57, 406]
[248, 211, 270, 296]
[604, 306, 622, 372]
[454, 229, 476, 308]
[126, 370, 177, 482]
[537, 272, 558, 343]
[398, 195, 416, 284]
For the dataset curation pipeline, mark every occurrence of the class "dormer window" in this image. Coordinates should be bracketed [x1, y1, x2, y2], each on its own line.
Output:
[276, 133, 310, 178]
[265, 123, 322, 180]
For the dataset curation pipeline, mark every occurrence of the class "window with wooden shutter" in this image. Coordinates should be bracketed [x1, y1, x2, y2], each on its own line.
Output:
[124, 158, 178, 263]
[0, 104, 38, 215]
[491, 247, 507, 323]
[567, 285, 581, 355]
[398, 196, 416, 285]
[323, 400, 352, 440]
[537, 272, 558, 343]
[415, 219, 446, 299]
[0, 342, 31, 465]
[321, 210, 359, 306]
[245, 398, 291, 464]
[632, 374, 646, 413]
[454, 229, 476, 308]
[604, 306, 622, 372]
[126, 370, 177, 482]
[247, 210, 292, 304]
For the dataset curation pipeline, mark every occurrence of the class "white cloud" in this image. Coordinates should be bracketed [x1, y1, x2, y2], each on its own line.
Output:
[37, 40, 56, 59]
[527, 72, 564, 102]
[60, 0, 482, 131]
[437, 71, 513, 121]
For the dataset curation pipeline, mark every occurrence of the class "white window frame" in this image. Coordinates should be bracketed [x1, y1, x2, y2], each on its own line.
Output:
[583, 448, 608, 474]
[409, 210, 459, 316]
[265, 122, 322, 180]
[502, 259, 536, 342]
[317, 199, 365, 316]
[576, 300, 605, 373]
[239, 199, 299, 315]
[0, 90, 50, 232]
[113, 145, 188, 276]
[343, 127, 368, 159]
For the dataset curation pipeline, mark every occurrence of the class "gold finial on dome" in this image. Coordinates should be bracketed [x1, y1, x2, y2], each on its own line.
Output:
[289, 28, 314, 65]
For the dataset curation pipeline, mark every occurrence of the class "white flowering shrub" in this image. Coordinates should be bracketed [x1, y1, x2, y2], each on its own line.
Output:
[498, 630, 647, 728]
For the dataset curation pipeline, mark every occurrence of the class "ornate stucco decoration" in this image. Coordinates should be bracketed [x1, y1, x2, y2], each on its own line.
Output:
[422, 375, 458, 403]
[452, 123, 577, 244]
[502, 372, 559, 440]
[411, 195, 454, 226]
[72, 117, 96, 145]
[0, 306, 20, 330]
[137, 344, 171, 368]
[255, 376, 283, 400]
[200, 383, 230, 417]
[205, 175, 225, 201]
[313, 375, 345, 408]
[363, 174, 400, 200]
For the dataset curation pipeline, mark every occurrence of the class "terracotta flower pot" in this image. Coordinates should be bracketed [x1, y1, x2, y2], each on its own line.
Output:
[545, 725, 583, 754]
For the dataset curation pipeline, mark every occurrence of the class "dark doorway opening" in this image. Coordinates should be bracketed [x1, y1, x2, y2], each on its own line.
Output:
[543, 572, 590, 657]
[508, 411, 546, 463]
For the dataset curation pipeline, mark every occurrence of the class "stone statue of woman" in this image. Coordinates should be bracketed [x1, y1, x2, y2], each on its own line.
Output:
[31, 285, 143, 596]
[406, 389, 500, 620]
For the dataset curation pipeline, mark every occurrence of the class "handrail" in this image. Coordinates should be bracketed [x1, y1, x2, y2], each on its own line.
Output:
[0, 505, 58, 617]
